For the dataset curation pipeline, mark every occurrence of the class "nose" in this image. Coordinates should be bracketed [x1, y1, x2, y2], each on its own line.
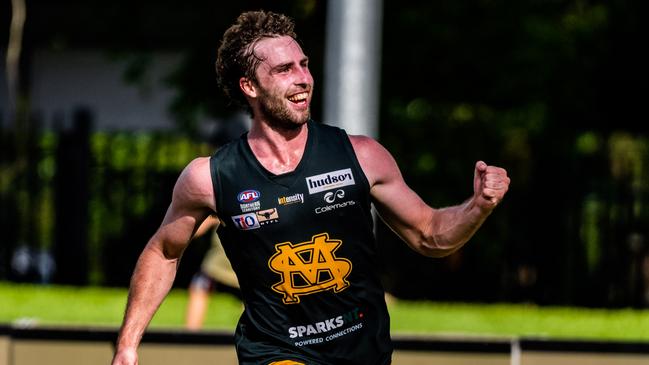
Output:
[295, 67, 312, 87]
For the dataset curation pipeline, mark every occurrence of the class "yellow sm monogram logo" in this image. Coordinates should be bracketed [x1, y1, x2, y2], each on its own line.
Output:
[268, 233, 352, 304]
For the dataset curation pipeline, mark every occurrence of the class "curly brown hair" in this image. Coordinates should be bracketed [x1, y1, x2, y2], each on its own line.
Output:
[216, 10, 297, 110]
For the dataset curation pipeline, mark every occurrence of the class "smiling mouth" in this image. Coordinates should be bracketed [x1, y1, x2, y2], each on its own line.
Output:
[287, 92, 309, 104]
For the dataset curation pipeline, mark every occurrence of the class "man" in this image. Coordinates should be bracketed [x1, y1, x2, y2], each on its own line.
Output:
[112, 10, 509, 365]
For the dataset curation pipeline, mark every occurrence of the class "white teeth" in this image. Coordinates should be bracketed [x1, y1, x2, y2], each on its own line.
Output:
[288, 92, 308, 102]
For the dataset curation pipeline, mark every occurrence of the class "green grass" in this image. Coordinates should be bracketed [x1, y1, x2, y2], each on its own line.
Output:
[2, 282, 649, 341]
[388, 301, 649, 341]
[0, 282, 241, 330]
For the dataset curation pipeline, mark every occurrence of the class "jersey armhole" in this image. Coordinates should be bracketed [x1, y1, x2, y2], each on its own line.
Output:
[339, 130, 371, 196]
[208, 154, 222, 216]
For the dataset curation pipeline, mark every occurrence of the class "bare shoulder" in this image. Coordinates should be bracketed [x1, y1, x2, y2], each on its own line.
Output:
[174, 157, 216, 212]
[348, 135, 390, 163]
[178, 157, 212, 187]
[349, 134, 380, 153]
[348, 135, 399, 187]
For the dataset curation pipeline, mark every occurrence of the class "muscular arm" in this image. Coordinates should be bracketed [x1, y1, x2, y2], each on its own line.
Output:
[193, 214, 220, 239]
[351, 136, 509, 258]
[112, 157, 215, 365]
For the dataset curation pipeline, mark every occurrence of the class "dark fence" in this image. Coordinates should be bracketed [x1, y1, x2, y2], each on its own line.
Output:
[0, 112, 213, 288]
[2, 110, 649, 307]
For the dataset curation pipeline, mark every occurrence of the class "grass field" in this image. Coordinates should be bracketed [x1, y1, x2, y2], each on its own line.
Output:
[2, 282, 649, 341]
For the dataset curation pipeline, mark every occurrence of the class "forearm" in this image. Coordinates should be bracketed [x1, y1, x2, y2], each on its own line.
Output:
[422, 197, 491, 257]
[115, 243, 179, 351]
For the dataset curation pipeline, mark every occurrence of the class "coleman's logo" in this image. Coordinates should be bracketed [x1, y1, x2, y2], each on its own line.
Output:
[268, 233, 352, 304]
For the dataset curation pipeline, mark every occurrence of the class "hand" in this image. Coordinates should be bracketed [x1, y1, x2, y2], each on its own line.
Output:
[473, 161, 510, 211]
[111, 348, 138, 365]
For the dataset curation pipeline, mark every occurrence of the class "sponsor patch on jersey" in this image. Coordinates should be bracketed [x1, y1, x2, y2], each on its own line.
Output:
[305, 168, 355, 194]
[231, 213, 260, 230]
[237, 190, 260, 203]
[324, 189, 345, 203]
[237, 189, 261, 212]
[278, 193, 304, 206]
[314, 189, 355, 214]
[240, 201, 261, 213]
[256, 208, 280, 226]
[288, 307, 363, 340]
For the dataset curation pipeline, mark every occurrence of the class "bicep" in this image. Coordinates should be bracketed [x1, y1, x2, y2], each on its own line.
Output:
[370, 162, 433, 247]
[351, 136, 433, 248]
[152, 203, 207, 260]
[148, 158, 215, 259]
[192, 215, 219, 240]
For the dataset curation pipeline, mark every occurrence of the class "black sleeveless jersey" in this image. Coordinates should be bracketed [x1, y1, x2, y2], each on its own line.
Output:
[210, 120, 392, 365]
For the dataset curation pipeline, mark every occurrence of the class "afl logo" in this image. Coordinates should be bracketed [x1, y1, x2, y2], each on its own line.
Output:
[238, 190, 260, 203]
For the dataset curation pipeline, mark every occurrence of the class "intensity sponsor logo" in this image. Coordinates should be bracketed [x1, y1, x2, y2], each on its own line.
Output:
[305, 168, 355, 194]
[268, 233, 352, 304]
[231, 213, 260, 230]
[278, 193, 304, 206]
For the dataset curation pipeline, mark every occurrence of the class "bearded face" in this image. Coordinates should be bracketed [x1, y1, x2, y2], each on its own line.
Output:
[255, 80, 311, 131]
[246, 36, 314, 131]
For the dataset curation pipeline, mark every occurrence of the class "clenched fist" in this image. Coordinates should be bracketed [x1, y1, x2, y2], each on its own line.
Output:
[473, 161, 510, 211]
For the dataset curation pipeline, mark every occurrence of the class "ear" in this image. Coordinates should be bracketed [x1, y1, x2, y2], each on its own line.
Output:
[239, 77, 257, 99]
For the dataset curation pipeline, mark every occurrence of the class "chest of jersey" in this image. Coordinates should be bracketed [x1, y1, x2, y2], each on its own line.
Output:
[212, 122, 374, 299]
[223, 167, 362, 234]
[209, 122, 392, 364]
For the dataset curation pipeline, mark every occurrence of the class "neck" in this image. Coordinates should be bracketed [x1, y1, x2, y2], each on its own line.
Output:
[247, 119, 309, 175]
